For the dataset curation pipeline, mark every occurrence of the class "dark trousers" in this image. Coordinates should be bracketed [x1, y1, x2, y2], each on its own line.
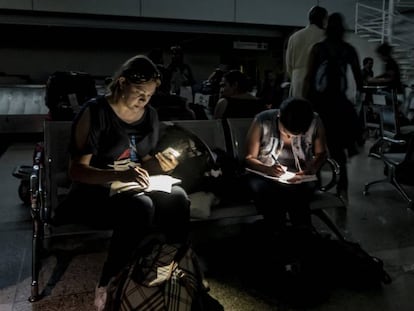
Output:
[315, 96, 357, 193]
[99, 185, 190, 286]
[245, 174, 315, 232]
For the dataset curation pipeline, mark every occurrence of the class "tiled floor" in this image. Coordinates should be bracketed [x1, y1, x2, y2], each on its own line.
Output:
[1, 139, 414, 311]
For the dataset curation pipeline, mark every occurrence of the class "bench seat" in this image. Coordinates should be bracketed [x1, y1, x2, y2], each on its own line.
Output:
[28, 118, 345, 302]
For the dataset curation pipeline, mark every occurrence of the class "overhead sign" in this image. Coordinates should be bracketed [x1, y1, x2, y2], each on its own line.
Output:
[233, 41, 268, 50]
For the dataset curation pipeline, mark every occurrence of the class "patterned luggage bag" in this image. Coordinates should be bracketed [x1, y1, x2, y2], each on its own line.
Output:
[105, 235, 205, 311]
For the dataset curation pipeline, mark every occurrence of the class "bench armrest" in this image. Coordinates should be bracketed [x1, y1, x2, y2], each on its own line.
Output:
[318, 158, 340, 192]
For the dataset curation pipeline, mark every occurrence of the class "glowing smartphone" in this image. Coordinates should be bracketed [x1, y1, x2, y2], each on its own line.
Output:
[162, 147, 181, 159]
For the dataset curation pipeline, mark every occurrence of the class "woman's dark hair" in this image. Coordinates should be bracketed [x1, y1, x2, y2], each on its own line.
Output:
[223, 70, 250, 93]
[279, 97, 314, 135]
[108, 55, 161, 94]
[308, 6, 328, 28]
[326, 12, 345, 41]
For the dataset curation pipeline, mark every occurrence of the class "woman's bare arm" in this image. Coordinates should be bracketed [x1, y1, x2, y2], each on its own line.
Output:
[68, 109, 149, 186]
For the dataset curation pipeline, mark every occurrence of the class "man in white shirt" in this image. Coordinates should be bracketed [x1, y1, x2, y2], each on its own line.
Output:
[286, 6, 328, 98]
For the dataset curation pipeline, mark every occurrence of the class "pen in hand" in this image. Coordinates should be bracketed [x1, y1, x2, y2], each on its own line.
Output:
[271, 154, 279, 165]
[271, 154, 287, 174]
[271, 154, 284, 168]
[128, 164, 150, 187]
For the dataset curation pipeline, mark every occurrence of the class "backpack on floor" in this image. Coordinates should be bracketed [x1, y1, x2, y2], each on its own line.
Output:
[323, 237, 392, 289]
[104, 234, 221, 311]
[270, 226, 332, 307]
[262, 226, 392, 307]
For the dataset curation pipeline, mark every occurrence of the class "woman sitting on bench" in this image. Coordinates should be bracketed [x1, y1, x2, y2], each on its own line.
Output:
[59, 55, 190, 311]
[244, 97, 328, 233]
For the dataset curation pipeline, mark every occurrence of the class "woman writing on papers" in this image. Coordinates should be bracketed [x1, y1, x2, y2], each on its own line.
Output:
[54, 55, 190, 311]
[245, 97, 328, 232]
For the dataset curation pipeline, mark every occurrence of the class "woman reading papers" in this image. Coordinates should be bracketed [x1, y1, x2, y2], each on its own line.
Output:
[54, 55, 190, 310]
[244, 97, 328, 232]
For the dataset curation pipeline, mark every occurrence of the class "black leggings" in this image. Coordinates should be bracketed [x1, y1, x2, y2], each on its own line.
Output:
[99, 185, 190, 286]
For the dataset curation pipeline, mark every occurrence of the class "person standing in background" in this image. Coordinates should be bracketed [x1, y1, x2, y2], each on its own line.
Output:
[166, 45, 195, 103]
[147, 48, 170, 95]
[285, 5, 328, 97]
[361, 57, 375, 107]
[256, 69, 283, 109]
[304, 12, 363, 205]
[361, 57, 374, 85]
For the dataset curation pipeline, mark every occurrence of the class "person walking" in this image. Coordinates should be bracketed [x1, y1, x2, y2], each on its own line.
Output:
[369, 42, 403, 98]
[304, 12, 363, 205]
[285, 5, 328, 97]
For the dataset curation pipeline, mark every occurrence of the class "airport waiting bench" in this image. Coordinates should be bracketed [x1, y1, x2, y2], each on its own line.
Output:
[28, 118, 346, 302]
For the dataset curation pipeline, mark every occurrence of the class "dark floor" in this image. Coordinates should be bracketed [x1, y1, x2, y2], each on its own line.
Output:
[1, 139, 414, 311]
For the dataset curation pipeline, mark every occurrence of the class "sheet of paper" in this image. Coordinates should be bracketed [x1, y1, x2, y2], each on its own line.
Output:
[245, 168, 317, 184]
[110, 175, 182, 196]
[146, 175, 182, 192]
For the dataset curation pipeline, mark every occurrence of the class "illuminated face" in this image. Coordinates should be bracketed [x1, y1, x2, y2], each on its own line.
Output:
[121, 79, 157, 110]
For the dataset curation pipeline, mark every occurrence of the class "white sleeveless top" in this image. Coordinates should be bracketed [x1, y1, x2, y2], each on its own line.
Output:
[254, 109, 323, 172]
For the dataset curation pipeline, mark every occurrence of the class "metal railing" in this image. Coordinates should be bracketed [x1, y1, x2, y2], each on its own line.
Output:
[355, 1, 389, 42]
[356, 0, 414, 82]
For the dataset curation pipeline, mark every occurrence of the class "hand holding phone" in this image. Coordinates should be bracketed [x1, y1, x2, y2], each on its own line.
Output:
[156, 147, 180, 172]
[162, 147, 181, 159]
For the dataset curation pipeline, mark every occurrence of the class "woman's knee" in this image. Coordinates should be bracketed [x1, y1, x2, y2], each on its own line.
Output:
[171, 185, 190, 207]
[246, 175, 270, 195]
[147, 186, 190, 220]
[110, 193, 156, 225]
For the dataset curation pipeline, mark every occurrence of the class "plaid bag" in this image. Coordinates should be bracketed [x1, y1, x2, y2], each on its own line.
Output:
[105, 235, 204, 311]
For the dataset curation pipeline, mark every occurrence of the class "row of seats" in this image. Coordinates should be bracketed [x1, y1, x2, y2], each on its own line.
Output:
[28, 118, 346, 302]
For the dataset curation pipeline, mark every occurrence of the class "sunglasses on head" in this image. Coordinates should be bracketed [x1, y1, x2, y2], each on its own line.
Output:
[124, 70, 161, 84]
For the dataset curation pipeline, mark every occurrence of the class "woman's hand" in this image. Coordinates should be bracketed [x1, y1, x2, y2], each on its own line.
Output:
[118, 165, 150, 188]
[286, 172, 303, 183]
[286, 170, 314, 183]
[264, 163, 287, 177]
[155, 152, 179, 172]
